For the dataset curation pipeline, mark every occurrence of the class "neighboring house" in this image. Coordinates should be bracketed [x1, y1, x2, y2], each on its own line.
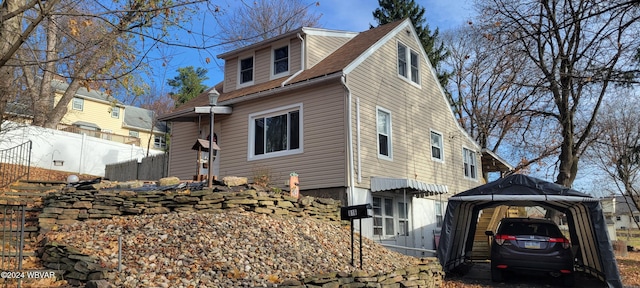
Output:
[52, 80, 167, 151]
[613, 196, 640, 230]
[159, 19, 511, 254]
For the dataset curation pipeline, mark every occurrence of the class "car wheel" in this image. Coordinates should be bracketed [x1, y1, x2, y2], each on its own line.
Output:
[562, 274, 575, 287]
[491, 266, 503, 282]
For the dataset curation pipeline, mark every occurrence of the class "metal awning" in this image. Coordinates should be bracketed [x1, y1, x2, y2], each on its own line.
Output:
[370, 177, 448, 194]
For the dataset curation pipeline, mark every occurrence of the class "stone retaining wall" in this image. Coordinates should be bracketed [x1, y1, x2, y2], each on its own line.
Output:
[279, 258, 443, 288]
[38, 188, 341, 232]
[40, 241, 110, 286]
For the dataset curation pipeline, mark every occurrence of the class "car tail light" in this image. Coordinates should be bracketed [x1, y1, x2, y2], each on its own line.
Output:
[494, 234, 516, 245]
[549, 237, 571, 249]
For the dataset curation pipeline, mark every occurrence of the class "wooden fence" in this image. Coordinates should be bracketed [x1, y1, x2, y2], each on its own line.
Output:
[104, 153, 168, 181]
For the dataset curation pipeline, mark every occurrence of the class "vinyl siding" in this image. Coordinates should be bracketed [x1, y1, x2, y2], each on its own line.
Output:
[167, 120, 201, 179]
[346, 28, 481, 195]
[56, 93, 126, 135]
[215, 80, 347, 189]
[223, 37, 302, 92]
[223, 56, 238, 93]
[253, 47, 271, 83]
[132, 129, 164, 152]
[306, 35, 352, 68]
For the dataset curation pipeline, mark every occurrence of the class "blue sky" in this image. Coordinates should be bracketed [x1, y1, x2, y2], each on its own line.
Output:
[155, 0, 475, 89]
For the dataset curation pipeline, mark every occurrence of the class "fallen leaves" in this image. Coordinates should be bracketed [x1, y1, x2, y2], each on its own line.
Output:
[617, 252, 640, 287]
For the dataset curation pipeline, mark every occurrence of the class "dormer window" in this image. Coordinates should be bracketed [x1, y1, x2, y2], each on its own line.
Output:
[239, 56, 254, 86]
[272, 45, 289, 77]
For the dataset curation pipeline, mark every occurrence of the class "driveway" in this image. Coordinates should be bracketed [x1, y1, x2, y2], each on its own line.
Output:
[445, 261, 608, 287]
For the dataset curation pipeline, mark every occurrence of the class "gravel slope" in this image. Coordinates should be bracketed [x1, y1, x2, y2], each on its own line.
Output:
[46, 211, 421, 287]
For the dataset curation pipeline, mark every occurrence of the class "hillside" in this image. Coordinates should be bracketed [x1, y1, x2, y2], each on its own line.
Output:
[44, 210, 422, 287]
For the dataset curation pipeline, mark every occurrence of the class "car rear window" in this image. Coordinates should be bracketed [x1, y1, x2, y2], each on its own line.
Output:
[498, 221, 564, 238]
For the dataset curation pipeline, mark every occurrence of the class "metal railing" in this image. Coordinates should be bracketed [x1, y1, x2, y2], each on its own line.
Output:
[0, 205, 26, 288]
[57, 124, 140, 146]
[0, 141, 32, 188]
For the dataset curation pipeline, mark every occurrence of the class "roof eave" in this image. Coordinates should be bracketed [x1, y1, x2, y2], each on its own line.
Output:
[217, 28, 304, 59]
[219, 72, 343, 106]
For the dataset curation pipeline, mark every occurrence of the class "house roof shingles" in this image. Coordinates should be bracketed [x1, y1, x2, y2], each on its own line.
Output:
[175, 20, 406, 112]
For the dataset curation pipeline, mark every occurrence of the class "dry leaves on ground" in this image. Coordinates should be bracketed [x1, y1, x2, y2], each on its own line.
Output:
[617, 251, 640, 287]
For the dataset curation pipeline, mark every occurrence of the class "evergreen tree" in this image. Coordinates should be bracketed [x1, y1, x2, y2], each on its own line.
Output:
[167, 66, 209, 107]
[372, 0, 451, 89]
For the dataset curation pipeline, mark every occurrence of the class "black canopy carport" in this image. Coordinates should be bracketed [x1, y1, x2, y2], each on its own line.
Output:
[436, 174, 622, 288]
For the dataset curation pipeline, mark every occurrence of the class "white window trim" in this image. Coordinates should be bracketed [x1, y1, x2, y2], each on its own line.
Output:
[129, 130, 140, 138]
[270, 41, 290, 79]
[430, 129, 444, 162]
[237, 53, 255, 88]
[397, 41, 421, 88]
[373, 195, 411, 239]
[376, 106, 393, 161]
[72, 98, 84, 111]
[248, 103, 303, 161]
[154, 134, 167, 149]
[111, 107, 120, 119]
[397, 200, 410, 236]
[462, 146, 478, 181]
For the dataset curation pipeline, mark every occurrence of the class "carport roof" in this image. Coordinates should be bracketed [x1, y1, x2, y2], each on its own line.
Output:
[437, 174, 623, 288]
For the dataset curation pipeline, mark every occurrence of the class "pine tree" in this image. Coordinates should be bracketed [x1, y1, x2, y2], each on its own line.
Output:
[167, 66, 209, 107]
[372, 0, 450, 89]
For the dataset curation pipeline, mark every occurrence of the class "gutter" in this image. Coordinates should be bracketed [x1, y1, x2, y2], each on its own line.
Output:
[220, 72, 343, 106]
[281, 33, 306, 87]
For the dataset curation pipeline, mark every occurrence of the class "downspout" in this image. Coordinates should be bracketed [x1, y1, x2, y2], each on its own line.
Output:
[356, 97, 361, 183]
[342, 74, 355, 206]
[281, 33, 305, 87]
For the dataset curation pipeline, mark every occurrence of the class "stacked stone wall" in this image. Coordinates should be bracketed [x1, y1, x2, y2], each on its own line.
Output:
[38, 188, 341, 231]
[279, 259, 444, 287]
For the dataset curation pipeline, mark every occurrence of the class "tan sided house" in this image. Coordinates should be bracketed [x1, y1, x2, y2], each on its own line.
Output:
[159, 19, 511, 254]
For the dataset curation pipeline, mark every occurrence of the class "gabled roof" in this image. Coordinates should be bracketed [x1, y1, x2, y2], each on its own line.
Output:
[123, 105, 167, 133]
[614, 196, 639, 214]
[52, 79, 124, 106]
[173, 19, 406, 112]
[216, 27, 358, 59]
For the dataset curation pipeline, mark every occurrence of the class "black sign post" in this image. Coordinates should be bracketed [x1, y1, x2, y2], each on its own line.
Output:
[340, 204, 372, 269]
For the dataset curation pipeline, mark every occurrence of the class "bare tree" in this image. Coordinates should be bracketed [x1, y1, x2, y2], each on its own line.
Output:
[215, 0, 321, 50]
[443, 24, 560, 174]
[586, 93, 640, 229]
[1, 0, 213, 130]
[474, 0, 640, 187]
